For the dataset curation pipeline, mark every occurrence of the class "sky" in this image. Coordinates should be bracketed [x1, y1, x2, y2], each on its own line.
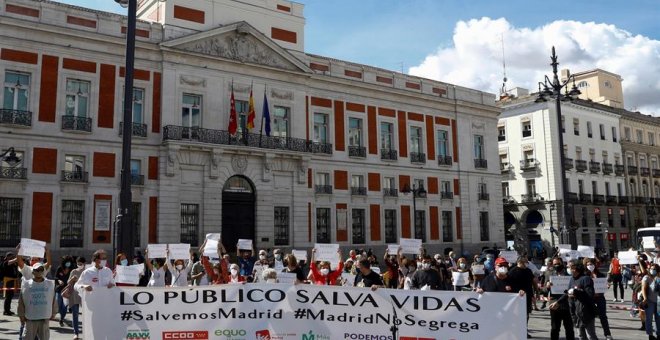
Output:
[57, 0, 660, 115]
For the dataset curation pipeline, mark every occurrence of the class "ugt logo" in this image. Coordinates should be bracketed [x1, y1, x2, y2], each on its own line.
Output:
[255, 330, 271, 340]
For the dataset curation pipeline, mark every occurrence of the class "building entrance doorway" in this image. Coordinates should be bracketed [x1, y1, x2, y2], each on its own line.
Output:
[222, 175, 255, 253]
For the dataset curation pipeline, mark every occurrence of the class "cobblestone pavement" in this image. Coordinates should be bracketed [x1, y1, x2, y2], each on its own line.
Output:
[0, 285, 651, 339]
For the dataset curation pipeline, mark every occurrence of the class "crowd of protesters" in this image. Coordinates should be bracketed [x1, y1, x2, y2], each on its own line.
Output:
[2, 240, 660, 339]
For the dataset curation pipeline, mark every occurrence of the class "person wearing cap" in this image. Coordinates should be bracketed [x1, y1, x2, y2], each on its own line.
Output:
[16, 243, 52, 281]
[1, 251, 18, 316]
[237, 242, 256, 277]
[17, 262, 57, 340]
[477, 258, 524, 295]
[227, 263, 246, 283]
[75, 249, 115, 292]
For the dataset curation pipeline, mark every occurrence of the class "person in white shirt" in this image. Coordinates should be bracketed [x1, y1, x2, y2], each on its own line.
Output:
[167, 249, 193, 287]
[75, 250, 115, 292]
[144, 248, 167, 287]
[17, 262, 57, 340]
[15, 243, 52, 281]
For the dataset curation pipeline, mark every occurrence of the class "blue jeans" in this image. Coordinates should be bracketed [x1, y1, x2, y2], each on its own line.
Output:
[71, 303, 80, 335]
[57, 291, 67, 321]
[645, 300, 660, 336]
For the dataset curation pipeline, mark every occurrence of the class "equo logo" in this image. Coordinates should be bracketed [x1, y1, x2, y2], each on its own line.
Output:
[162, 331, 209, 340]
[214, 329, 247, 337]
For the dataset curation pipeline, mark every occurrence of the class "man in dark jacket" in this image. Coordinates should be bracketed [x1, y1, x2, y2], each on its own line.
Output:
[410, 255, 443, 290]
[568, 261, 598, 340]
[1, 252, 19, 316]
[547, 257, 575, 340]
[509, 256, 537, 338]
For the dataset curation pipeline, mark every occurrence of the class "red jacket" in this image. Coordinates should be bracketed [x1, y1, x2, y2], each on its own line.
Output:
[309, 261, 343, 285]
[201, 256, 229, 284]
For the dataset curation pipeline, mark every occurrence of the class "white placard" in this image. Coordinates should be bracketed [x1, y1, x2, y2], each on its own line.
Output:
[499, 251, 519, 264]
[115, 265, 140, 285]
[539, 266, 548, 273]
[203, 239, 219, 257]
[147, 244, 167, 258]
[18, 238, 46, 258]
[94, 200, 111, 231]
[386, 244, 401, 255]
[643, 236, 656, 249]
[292, 250, 308, 262]
[371, 267, 381, 274]
[471, 264, 484, 275]
[205, 233, 221, 241]
[278, 272, 297, 284]
[527, 262, 541, 276]
[399, 238, 422, 255]
[594, 277, 608, 294]
[341, 273, 356, 287]
[562, 250, 581, 261]
[558, 244, 571, 251]
[237, 239, 253, 251]
[314, 243, 340, 266]
[549, 276, 572, 295]
[577, 245, 595, 258]
[168, 244, 190, 260]
[618, 250, 638, 265]
[452, 271, 470, 286]
[132, 263, 144, 275]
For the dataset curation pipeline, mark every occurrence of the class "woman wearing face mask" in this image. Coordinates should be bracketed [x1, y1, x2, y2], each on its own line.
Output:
[309, 248, 343, 285]
[641, 263, 660, 340]
[66, 257, 86, 340]
[451, 257, 473, 291]
[398, 257, 417, 290]
[144, 249, 167, 287]
[584, 258, 613, 340]
[55, 255, 74, 327]
[167, 248, 194, 287]
[113, 253, 135, 287]
[227, 263, 246, 283]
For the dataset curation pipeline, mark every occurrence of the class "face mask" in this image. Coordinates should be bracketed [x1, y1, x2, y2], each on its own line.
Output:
[450, 255, 456, 259]
[320, 268, 330, 276]
[65, 262, 71, 268]
[275, 254, 281, 260]
[651, 270, 658, 276]
[230, 269, 238, 276]
[422, 263, 431, 270]
[566, 268, 573, 275]
[99, 260, 107, 268]
[120, 259, 128, 266]
[176, 264, 183, 270]
[260, 255, 266, 260]
[152, 261, 159, 268]
[587, 265, 595, 272]
[32, 270, 44, 278]
[213, 270, 220, 275]
[459, 263, 466, 269]
[77, 263, 84, 268]
[497, 267, 508, 275]
[554, 265, 564, 272]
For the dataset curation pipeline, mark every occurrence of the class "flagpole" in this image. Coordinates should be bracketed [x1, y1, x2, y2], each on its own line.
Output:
[259, 84, 266, 147]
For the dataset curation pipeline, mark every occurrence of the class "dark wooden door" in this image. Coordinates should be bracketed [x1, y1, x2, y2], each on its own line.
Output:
[222, 191, 255, 253]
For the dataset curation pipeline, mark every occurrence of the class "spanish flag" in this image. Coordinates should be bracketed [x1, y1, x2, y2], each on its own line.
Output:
[246, 88, 256, 130]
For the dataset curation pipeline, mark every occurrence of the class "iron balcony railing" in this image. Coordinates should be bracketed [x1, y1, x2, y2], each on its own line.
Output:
[348, 146, 366, 158]
[593, 194, 605, 204]
[520, 158, 539, 171]
[575, 160, 587, 172]
[0, 167, 27, 179]
[641, 167, 651, 177]
[474, 158, 488, 169]
[501, 162, 513, 174]
[478, 193, 490, 201]
[579, 193, 592, 204]
[521, 193, 543, 204]
[383, 188, 398, 197]
[654, 169, 660, 178]
[351, 187, 367, 196]
[503, 196, 516, 205]
[628, 165, 638, 175]
[440, 191, 454, 199]
[567, 192, 579, 203]
[0, 109, 32, 127]
[589, 161, 601, 174]
[314, 185, 333, 194]
[120, 122, 148, 138]
[61, 170, 88, 183]
[564, 158, 574, 170]
[410, 152, 426, 163]
[437, 155, 452, 166]
[163, 125, 333, 155]
[606, 195, 618, 205]
[635, 196, 647, 204]
[602, 163, 613, 175]
[615, 165, 625, 176]
[381, 149, 398, 161]
[618, 196, 629, 204]
[131, 174, 144, 186]
[62, 115, 92, 132]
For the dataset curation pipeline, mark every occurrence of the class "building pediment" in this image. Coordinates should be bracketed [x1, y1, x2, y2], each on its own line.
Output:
[161, 22, 311, 73]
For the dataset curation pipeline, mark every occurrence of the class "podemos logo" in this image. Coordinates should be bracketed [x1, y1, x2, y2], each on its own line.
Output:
[162, 330, 209, 340]
[255, 330, 271, 340]
[125, 329, 149, 340]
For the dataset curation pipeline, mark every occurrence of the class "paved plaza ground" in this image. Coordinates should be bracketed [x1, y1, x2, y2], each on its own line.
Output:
[0, 285, 651, 339]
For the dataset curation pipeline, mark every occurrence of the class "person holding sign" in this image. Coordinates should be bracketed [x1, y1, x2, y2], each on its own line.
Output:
[113, 253, 135, 287]
[641, 263, 660, 340]
[227, 263, 246, 283]
[546, 257, 575, 340]
[17, 263, 57, 340]
[281, 254, 305, 284]
[167, 248, 193, 287]
[477, 258, 524, 297]
[354, 259, 384, 290]
[198, 239, 229, 285]
[309, 247, 343, 285]
[144, 248, 167, 287]
[237, 241, 256, 277]
[16, 242, 52, 281]
[410, 255, 443, 290]
[75, 249, 115, 292]
[382, 248, 400, 289]
[451, 257, 472, 291]
[584, 258, 613, 340]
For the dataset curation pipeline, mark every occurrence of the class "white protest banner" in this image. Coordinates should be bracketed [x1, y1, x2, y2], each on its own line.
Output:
[167, 244, 190, 260]
[386, 244, 401, 255]
[452, 271, 470, 286]
[115, 265, 140, 285]
[292, 249, 308, 262]
[618, 250, 638, 265]
[277, 272, 297, 284]
[82, 284, 526, 340]
[147, 244, 167, 258]
[314, 243, 340, 267]
[643, 236, 655, 249]
[341, 273, 356, 287]
[18, 238, 46, 258]
[577, 245, 595, 259]
[594, 277, 609, 294]
[499, 250, 518, 264]
[471, 265, 485, 275]
[203, 239, 219, 257]
[400, 238, 422, 255]
[558, 244, 571, 251]
[550, 276, 572, 295]
[237, 239, 253, 251]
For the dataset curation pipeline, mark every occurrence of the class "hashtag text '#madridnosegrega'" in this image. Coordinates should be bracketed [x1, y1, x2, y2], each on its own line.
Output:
[122, 308, 284, 321]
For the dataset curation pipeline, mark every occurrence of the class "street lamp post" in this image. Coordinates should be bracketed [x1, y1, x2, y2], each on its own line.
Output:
[535, 46, 581, 249]
[116, 0, 137, 261]
[549, 203, 555, 248]
[402, 183, 427, 240]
